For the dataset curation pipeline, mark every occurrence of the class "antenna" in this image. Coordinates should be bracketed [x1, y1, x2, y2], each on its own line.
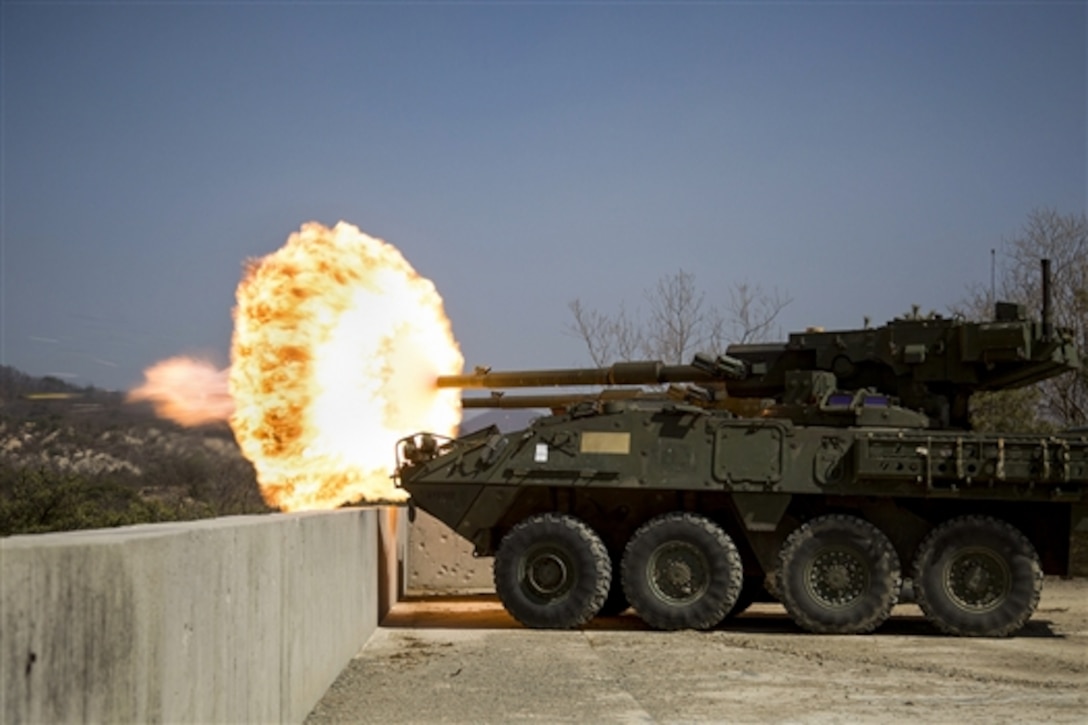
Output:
[990, 248, 996, 307]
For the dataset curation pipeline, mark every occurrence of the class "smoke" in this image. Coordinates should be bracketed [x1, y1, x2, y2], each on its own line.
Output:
[127, 357, 233, 426]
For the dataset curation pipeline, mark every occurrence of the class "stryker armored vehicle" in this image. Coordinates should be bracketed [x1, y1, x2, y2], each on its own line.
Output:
[395, 261, 1086, 636]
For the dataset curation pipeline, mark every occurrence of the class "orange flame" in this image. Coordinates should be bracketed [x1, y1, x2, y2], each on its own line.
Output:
[131, 221, 464, 511]
[127, 357, 233, 426]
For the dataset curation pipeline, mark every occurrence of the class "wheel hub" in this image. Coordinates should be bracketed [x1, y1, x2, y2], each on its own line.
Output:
[944, 547, 1010, 612]
[806, 548, 867, 607]
[648, 542, 709, 604]
[527, 553, 568, 595]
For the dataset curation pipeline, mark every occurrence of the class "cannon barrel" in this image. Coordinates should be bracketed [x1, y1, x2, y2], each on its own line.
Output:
[437, 361, 720, 390]
[460, 389, 648, 409]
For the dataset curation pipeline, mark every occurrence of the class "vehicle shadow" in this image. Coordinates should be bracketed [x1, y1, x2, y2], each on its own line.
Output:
[384, 594, 1061, 638]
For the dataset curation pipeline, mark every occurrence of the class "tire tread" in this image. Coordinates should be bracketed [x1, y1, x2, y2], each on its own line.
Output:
[622, 512, 742, 631]
[776, 513, 901, 634]
[493, 513, 610, 629]
[912, 515, 1042, 637]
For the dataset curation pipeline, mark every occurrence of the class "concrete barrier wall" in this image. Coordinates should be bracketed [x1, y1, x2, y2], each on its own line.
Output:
[377, 506, 408, 617]
[407, 509, 493, 594]
[1, 508, 400, 724]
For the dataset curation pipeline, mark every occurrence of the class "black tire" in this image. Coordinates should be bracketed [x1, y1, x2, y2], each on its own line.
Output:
[596, 550, 630, 617]
[723, 577, 762, 619]
[776, 514, 900, 634]
[493, 513, 611, 629]
[621, 512, 742, 631]
[912, 515, 1042, 637]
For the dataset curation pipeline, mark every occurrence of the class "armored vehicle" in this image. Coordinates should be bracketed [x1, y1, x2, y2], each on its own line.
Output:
[395, 262, 1086, 636]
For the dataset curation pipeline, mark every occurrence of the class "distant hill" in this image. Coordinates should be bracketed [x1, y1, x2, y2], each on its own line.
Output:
[0, 365, 268, 536]
[1, 365, 161, 424]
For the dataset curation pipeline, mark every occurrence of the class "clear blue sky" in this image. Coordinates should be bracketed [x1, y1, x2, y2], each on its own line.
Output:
[2, 1, 1085, 392]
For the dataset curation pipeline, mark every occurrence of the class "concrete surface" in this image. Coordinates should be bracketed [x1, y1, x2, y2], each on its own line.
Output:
[378, 506, 409, 618]
[307, 578, 1088, 724]
[1, 507, 403, 724]
[407, 509, 493, 594]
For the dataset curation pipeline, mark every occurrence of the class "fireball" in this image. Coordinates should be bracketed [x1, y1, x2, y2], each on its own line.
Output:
[131, 221, 464, 511]
[229, 222, 463, 510]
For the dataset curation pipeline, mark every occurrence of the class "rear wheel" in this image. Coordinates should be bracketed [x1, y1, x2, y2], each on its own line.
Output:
[493, 513, 611, 629]
[776, 514, 900, 634]
[622, 512, 742, 630]
[912, 516, 1042, 637]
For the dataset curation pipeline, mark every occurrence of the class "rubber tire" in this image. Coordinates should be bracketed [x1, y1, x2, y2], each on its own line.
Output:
[621, 512, 742, 631]
[776, 514, 901, 634]
[722, 577, 762, 619]
[596, 551, 630, 617]
[493, 513, 611, 629]
[912, 515, 1042, 637]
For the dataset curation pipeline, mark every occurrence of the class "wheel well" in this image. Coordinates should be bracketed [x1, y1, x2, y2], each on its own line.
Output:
[782, 496, 1073, 577]
[490, 488, 766, 576]
[487, 489, 1074, 577]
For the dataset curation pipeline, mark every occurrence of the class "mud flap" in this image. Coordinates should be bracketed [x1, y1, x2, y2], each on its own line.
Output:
[729, 493, 793, 575]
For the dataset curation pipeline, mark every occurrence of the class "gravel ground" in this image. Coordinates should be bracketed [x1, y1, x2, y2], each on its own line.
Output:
[306, 577, 1088, 724]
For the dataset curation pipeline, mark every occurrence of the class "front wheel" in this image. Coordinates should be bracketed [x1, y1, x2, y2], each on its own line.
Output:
[776, 514, 900, 634]
[621, 512, 742, 630]
[912, 516, 1042, 637]
[493, 513, 611, 629]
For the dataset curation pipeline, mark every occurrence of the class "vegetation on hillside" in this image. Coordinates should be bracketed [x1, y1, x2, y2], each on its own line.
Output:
[0, 366, 270, 537]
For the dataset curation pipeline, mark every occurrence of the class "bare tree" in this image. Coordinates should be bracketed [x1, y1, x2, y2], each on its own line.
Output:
[568, 270, 791, 366]
[1002, 209, 1086, 426]
[958, 208, 1087, 431]
[722, 281, 793, 346]
[567, 299, 645, 367]
[644, 270, 709, 363]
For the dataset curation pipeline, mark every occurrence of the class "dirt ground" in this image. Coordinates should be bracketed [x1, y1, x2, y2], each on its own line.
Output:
[307, 577, 1088, 724]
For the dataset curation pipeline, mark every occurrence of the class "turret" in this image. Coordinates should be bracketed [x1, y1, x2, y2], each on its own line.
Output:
[443, 260, 1079, 428]
[726, 260, 1077, 427]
